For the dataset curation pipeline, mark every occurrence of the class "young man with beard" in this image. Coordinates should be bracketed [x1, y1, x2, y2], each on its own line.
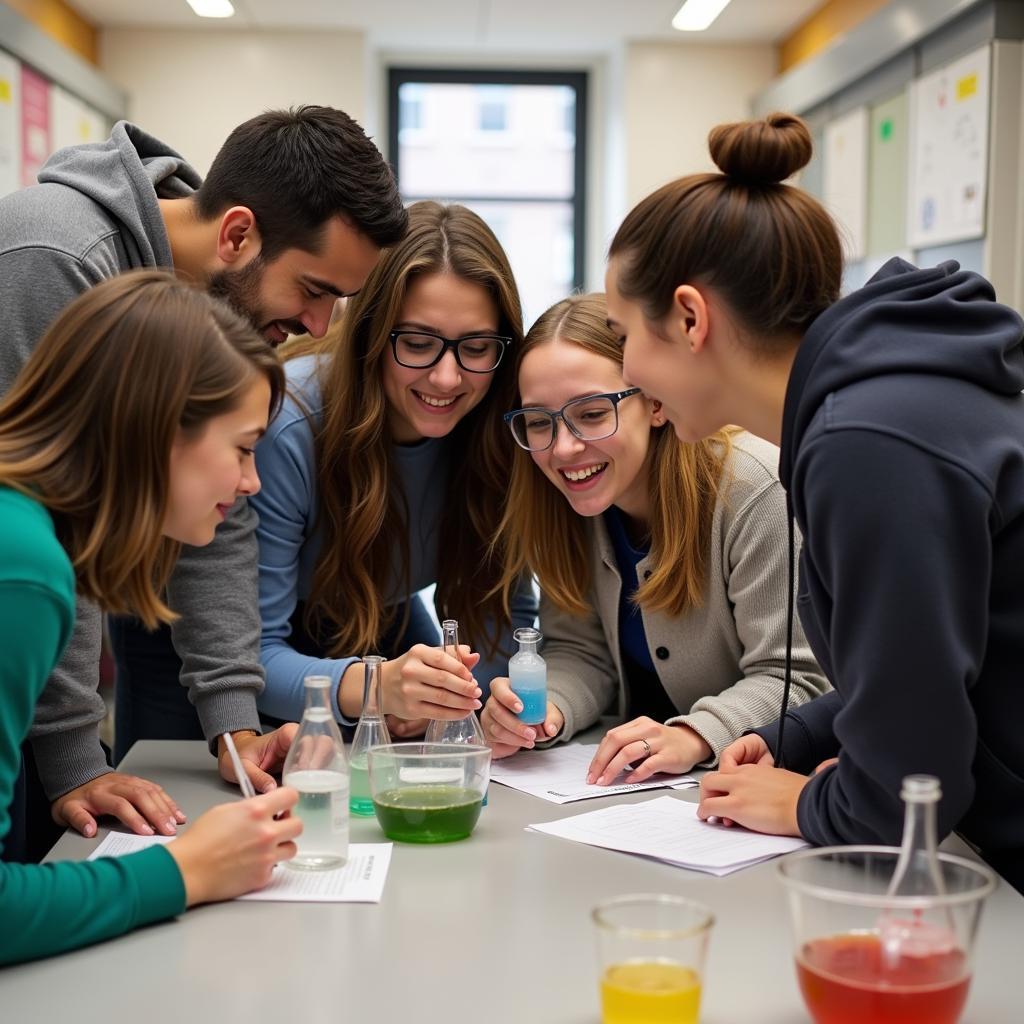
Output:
[0, 105, 407, 859]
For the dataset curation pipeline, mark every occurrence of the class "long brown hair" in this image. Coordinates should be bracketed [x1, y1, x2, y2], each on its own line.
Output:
[609, 113, 842, 345]
[495, 293, 733, 618]
[284, 201, 523, 657]
[0, 270, 284, 628]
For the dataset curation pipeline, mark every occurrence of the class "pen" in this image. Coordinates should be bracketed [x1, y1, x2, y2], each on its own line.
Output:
[222, 731, 257, 799]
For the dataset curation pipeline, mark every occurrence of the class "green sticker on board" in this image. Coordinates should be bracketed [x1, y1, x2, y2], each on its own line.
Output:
[880, 118, 893, 142]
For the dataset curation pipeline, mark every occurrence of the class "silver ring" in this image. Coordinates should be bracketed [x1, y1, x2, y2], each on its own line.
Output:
[640, 738, 652, 758]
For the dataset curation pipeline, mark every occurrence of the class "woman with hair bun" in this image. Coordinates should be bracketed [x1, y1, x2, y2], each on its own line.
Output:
[606, 112, 1024, 892]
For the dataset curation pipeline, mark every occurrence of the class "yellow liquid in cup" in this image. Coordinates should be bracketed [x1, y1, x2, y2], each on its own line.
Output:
[601, 961, 702, 1024]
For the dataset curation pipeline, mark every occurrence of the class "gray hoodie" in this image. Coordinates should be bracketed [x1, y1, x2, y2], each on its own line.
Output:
[0, 122, 265, 798]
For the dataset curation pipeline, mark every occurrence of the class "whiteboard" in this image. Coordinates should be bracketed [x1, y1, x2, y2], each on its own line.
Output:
[51, 85, 108, 152]
[823, 106, 869, 262]
[0, 51, 19, 198]
[907, 44, 990, 248]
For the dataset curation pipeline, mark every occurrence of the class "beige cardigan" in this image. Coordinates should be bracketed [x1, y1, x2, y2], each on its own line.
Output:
[539, 433, 829, 765]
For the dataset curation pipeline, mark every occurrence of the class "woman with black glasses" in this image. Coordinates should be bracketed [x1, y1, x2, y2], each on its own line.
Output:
[481, 293, 827, 781]
[251, 202, 536, 729]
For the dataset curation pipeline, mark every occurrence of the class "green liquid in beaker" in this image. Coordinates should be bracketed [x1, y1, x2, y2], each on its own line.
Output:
[348, 756, 375, 816]
[372, 785, 483, 843]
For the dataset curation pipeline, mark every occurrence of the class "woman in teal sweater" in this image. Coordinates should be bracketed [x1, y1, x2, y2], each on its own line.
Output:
[0, 270, 301, 964]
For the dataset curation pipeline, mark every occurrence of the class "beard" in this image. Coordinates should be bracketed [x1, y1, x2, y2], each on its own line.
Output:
[207, 255, 268, 333]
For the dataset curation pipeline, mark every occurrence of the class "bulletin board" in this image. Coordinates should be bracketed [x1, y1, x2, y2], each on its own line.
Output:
[0, 51, 19, 197]
[907, 44, 991, 248]
[823, 106, 869, 261]
[867, 90, 909, 256]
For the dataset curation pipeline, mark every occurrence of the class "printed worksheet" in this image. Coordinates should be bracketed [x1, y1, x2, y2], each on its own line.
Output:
[89, 833, 392, 902]
[489, 743, 697, 804]
[528, 795, 808, 875]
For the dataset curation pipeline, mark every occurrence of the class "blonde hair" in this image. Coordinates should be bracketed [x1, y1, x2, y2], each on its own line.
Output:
[0, 270, 284, 628]
[283, 201, 523, 656]
[495, 293, 733, 618]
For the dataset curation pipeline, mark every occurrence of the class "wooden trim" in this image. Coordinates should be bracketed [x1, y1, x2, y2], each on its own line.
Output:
[2, 0, 98, 66]
[779, 0, 891, 72]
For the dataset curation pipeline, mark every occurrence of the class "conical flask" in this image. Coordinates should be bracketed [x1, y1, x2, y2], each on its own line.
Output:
[282, 675, 349, 870]
[426, 619, 486, 745]
[350, 655, 391, 816]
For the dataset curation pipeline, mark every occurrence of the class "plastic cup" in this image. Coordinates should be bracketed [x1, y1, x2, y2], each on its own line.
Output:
[592, 893, 714, 1024]
[777, 845, 996, 1024]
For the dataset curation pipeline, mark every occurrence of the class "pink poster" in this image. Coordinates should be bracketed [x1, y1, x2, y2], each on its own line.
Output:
[20, 65, 50, 188]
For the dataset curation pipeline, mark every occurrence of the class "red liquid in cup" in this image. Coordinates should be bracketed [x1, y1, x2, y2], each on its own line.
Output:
[796, 933, 970, 1024]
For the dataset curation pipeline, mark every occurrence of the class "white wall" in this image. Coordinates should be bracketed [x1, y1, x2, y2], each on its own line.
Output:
[99, 28, 367, 174]
[624, 41, 776, 206]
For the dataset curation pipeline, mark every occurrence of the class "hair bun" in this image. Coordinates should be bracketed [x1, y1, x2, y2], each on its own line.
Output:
[708, 112, 812, 185]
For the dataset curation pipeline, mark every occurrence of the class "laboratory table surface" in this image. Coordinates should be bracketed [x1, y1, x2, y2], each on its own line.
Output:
[2, 738, 1022, 1023]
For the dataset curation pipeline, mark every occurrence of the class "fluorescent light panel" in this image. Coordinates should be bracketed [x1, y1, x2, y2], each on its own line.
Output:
[186, 0, 236, 17]
[672, 0, 732, 32]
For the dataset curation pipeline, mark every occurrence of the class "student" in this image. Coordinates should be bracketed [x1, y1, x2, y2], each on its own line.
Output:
[252, 202, 538, 728]
[606, 112, 1024, 892]
[0, 272, 302, 965]
[0, 105, 405, 850]
[480, 293, 826, 780]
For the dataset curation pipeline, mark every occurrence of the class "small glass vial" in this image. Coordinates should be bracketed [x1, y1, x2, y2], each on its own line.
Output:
[349, 656, 391, 816]
[509, 627, 547, 725]
[282, 675, 349, 869]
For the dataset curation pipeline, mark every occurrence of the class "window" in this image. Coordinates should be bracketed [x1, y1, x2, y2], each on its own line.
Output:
[388, 68, 587, 326]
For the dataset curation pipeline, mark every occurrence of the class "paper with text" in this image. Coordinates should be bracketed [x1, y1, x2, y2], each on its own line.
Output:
[489, 743, 697, 804]
[528, 795, 808, 875]
[89, 832, 392, 902]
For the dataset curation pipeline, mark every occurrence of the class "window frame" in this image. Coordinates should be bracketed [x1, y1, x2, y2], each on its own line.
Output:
[387, 66, 588, 293]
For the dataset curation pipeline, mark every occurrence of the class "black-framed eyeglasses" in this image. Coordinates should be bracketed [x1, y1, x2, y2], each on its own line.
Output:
[504, 388, 642, 452]
[388, 330, 511, 374]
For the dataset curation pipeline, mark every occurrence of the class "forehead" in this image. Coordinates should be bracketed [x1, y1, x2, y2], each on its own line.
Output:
[518, 338, 624, 407]
[398, 272, 498, 330]
[275, 216, 381, 295]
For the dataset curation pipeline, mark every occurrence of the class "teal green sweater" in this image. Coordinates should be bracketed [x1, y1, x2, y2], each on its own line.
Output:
[0, 487, 186, 965]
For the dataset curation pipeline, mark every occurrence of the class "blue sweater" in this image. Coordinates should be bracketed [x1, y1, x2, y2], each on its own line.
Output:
[251, 355, 537, 723]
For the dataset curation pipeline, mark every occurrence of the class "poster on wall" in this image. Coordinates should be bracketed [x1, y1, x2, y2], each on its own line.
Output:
[20, 64, 50, 188]
[0, 51, 20, 197]
[51, 85, 108, 151]
[823, 106, 869, 262]
[907, 44, 990, 248]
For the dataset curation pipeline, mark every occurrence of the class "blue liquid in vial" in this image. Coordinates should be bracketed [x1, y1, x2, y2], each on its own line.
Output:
[510, 662, 547, 724]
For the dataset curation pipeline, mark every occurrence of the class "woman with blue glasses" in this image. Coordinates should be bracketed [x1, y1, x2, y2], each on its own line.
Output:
[250, 202, 537, 732]
[481, 292, 827, 783]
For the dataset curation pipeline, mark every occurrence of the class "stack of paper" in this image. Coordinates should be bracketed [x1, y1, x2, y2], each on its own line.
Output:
[89, 832, 393, 902]
[489, 743, 697, 804]
[528, 795, 808, 875]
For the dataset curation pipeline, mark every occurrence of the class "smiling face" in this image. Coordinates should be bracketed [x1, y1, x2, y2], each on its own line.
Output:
[517, 336, 663, 522]
[209, 215, 382, 346]
[382, 271, 501, 444]
[164, 376, 271, 546]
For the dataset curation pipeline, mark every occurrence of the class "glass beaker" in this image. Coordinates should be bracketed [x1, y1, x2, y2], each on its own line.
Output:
[349, 656, 391, 816]
[509, 626, 547, 725]
[592, 893, 714, 1024]
[282, 675, 349, 869]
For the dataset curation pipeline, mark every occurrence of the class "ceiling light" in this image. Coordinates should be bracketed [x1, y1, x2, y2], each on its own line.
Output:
[672, 0, 732, 32]
[185, 0, 235, 17]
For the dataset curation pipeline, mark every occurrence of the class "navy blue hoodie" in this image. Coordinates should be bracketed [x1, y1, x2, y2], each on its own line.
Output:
[755, 257, 1024, 872]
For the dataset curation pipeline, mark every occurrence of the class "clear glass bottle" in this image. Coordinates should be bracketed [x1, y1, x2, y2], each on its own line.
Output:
[426, 619, 486, 746]
[282, 675, 349, 870]
[349, 655, 390, 816]
[509, 627, 546, 725]
[880, 774, 954, 956]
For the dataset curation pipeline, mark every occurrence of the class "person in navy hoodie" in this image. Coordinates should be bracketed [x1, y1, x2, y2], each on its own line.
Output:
[605, 111, 1024, 893]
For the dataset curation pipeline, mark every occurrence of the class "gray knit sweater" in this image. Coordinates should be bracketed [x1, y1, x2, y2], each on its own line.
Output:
[538, 433, 829, 765]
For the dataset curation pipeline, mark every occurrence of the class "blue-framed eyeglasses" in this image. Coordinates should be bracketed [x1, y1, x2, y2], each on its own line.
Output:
[504, 388, 642, 452]
[388, 330, 511, 374]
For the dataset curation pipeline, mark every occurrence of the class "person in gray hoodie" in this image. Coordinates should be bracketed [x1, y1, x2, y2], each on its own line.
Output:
[0, 105, 407, 857]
